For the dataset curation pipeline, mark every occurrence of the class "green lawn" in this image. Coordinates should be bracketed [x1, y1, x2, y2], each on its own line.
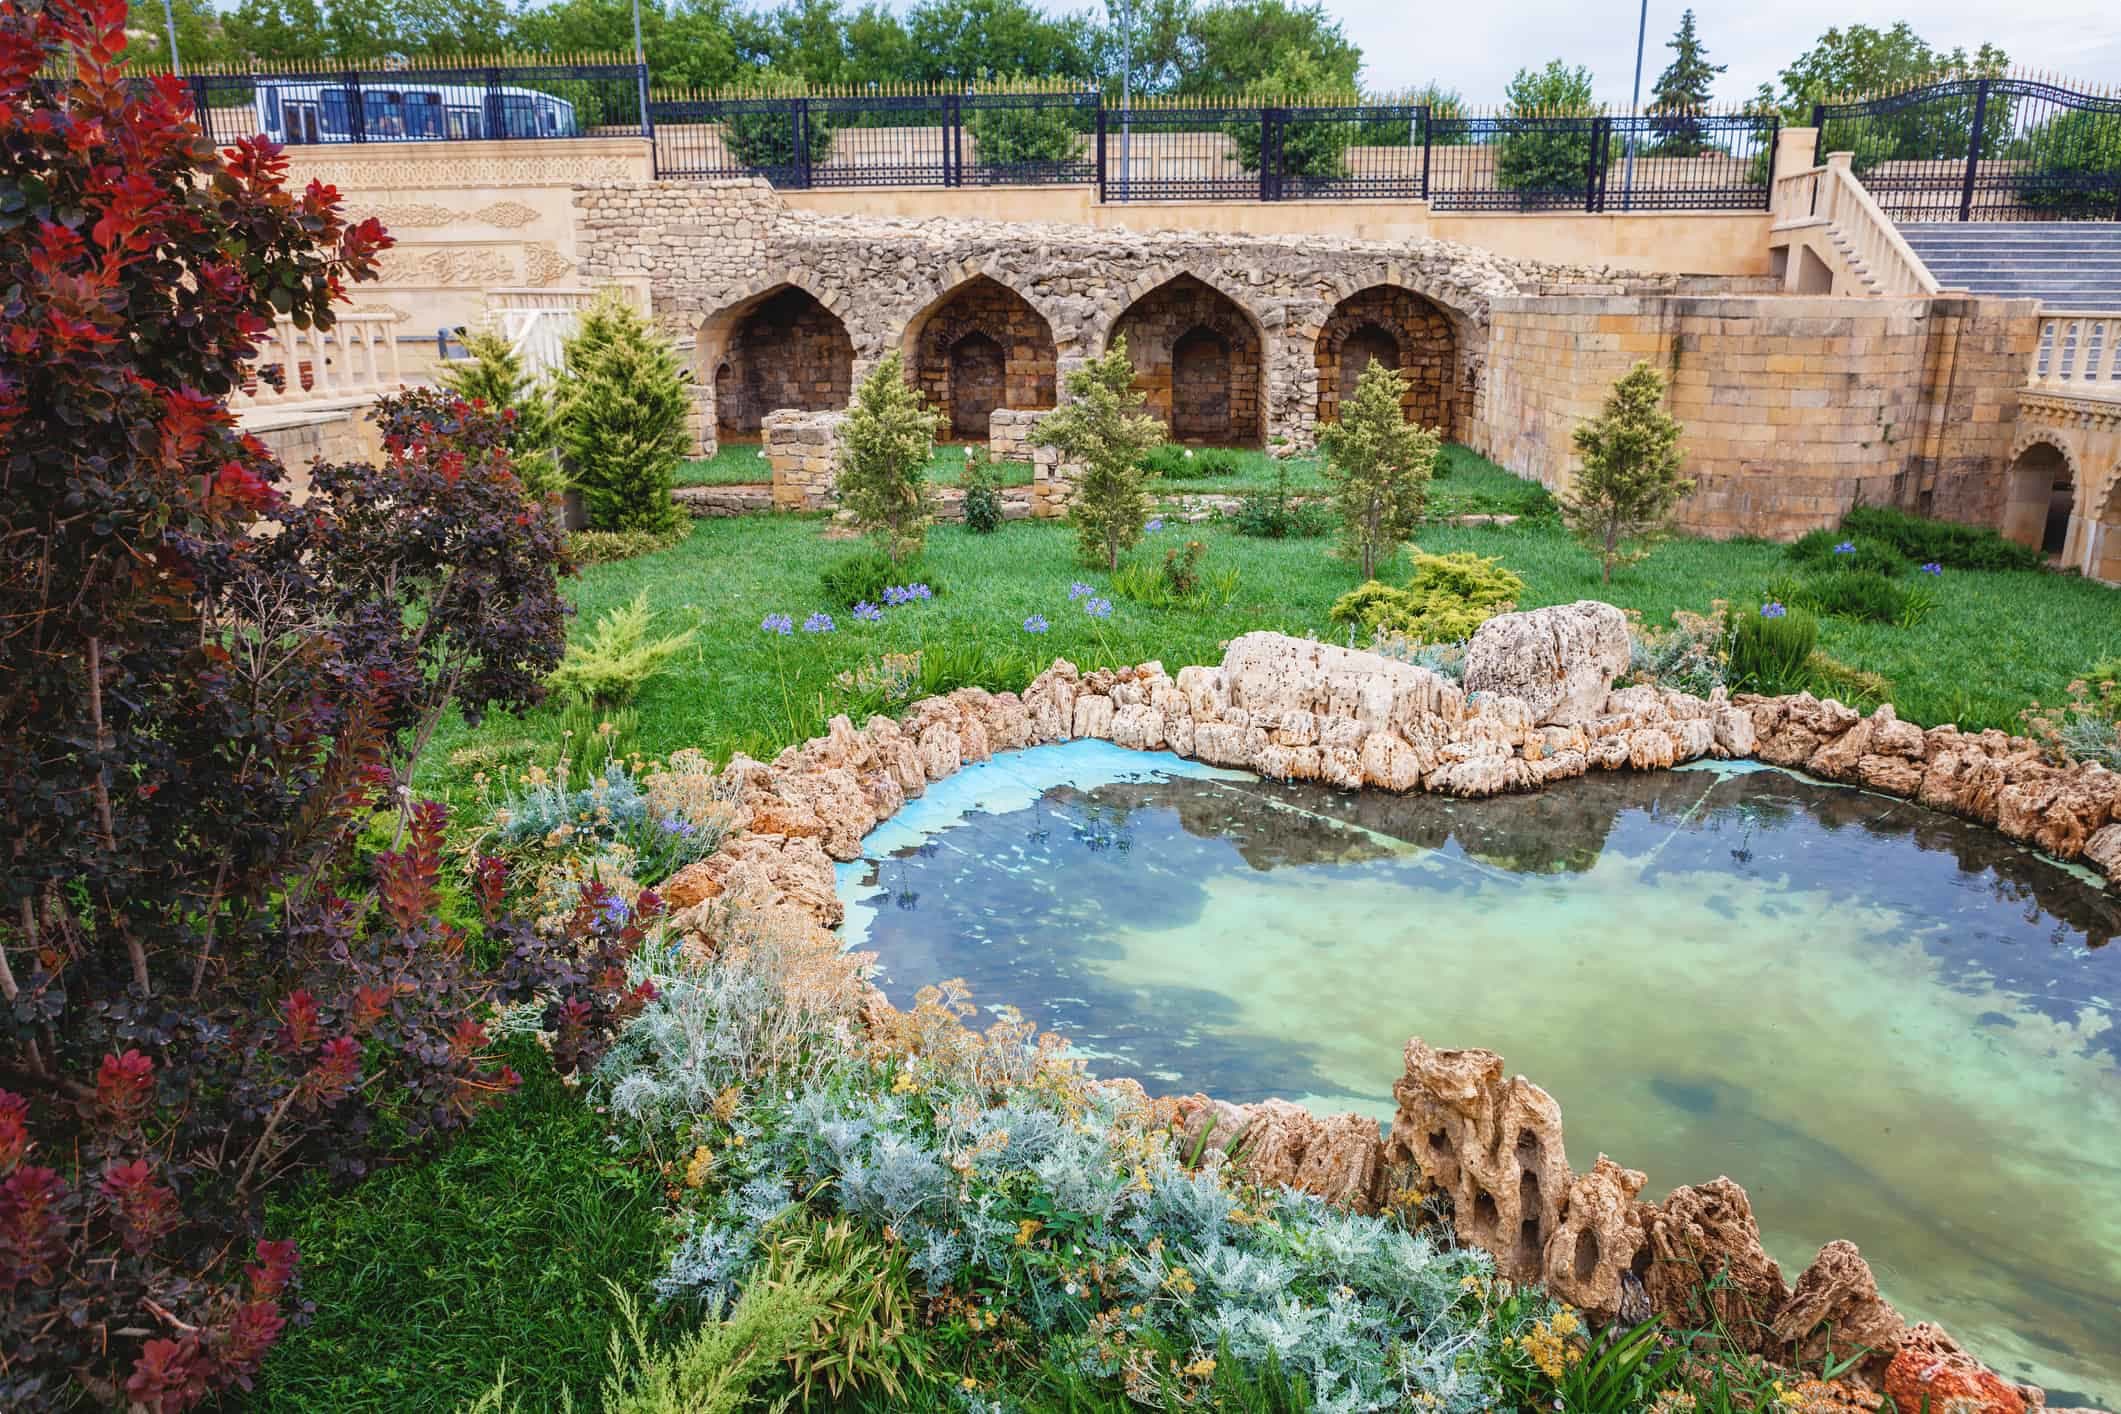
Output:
[420, 448, 2121, 812]
[676, 441, 1032, 488]
[257, 1044, 669, 1412]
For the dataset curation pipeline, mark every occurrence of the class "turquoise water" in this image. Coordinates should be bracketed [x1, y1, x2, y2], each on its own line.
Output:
[839, 741, 2121, 1408]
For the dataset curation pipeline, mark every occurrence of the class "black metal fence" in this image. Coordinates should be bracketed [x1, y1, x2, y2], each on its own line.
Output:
[175, 60, 650, 147]
[1814, 77, 2121, 221]
[651, 88, 1099, 187]
[50, 56, 1788, 209]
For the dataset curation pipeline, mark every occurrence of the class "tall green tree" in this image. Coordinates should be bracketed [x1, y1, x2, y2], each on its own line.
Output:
[836, 353, 938, 564]
[905, 0, 1097, 84]
[439, 328, 564, 502]
[1496, 60, 1598, 201]
[125, 0, 232, 70]
[508, 0, 765, 89]
[557, 292, 691, 535]
[1034, 337, 1166, 571]
[1317, 361, 1439, 581]
[1172, 0, 1358, 97]
[1562, 361, 1693, 582]
[1754, 22, 2006, 120]
[1648, 9, 1724, 155]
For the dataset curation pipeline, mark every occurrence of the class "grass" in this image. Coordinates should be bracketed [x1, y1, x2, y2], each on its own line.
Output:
[418, 444, 2121, 814]
[676, 441, 1032, 488]
[256, 1042, 669, 1413]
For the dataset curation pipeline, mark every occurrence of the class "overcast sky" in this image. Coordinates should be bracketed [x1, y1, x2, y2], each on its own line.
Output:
[1320, 1, 2121, 107]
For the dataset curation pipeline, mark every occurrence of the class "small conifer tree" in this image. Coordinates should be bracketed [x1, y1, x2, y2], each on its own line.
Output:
[1317, 361, 1440, 580]
[557, 290, 690, 535]
[837, 352, 938, 564]
[1033, 337, 1167, 571]
[440, 326, 564, 501]
[1563, 361, 1694, 582]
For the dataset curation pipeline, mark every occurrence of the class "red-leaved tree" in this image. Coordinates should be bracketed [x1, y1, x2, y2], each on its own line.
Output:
[0, 4, 622, 1407]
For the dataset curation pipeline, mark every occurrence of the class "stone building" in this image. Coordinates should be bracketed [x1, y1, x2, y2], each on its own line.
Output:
[247, 140, 2116, 563]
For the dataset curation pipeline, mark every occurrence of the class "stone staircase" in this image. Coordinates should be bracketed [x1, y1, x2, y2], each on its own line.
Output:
[1897, 223, 2121, 311]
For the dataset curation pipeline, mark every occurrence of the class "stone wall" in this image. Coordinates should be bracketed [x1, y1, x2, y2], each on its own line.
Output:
[573, 178, 1577, 454]
[1313, 284, 1461, 437]
[907, 274, 1059, 441]
[713, 286, 855, 441]
[1475, 292, 2042, 539]
[763, 409, 847, 510]
[564, 177, 2066, 544]
[987, 407, 1047, 463]
[2009, 392, 2121, 581]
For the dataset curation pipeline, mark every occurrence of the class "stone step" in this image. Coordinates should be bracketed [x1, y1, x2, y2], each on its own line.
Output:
[1896, 222, 2121, 307]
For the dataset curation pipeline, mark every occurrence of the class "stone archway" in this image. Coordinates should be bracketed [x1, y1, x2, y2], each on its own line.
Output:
[1314, 285, 1459, 436]
[2002, 440, 2075, 557]
[705, 285, 855, 442]
[906, 275, 1058, 441]
[1108, 274, 1265, 447]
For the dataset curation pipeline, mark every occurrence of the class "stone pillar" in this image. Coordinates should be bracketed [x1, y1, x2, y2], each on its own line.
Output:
[1773, 126, 1819, 182]
[988, 407, 1050, 464]
[1030, 440, 1080, 519]
[763, 408, 847, 511]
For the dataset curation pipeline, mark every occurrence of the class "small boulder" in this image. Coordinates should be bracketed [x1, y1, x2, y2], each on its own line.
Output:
[1463, 601, 1632, 726]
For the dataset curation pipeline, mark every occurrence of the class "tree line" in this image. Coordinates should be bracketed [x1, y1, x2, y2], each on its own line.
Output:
[135, 0, 2014, 116]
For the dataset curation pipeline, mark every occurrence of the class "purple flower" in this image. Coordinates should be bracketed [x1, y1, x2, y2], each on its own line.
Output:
[883, 585, 908, 606]
[1068, 581, 1095, 600]
[907, 583, 933, 601]
[600, 893, 630, 926]
[761, 612, 794, 636]
[1761, 602, 1787, 619]
[1146, 517, 1165, 533]
[659, 816, 696, 836]
[1023, 614, 1049, 633]
[853, 601, 884, 623]
[1833, 540, 1856, 555]
[1920, 561, 1943, 576]
[802, 611, 835, 633]
[1084, 597, 1113, 619]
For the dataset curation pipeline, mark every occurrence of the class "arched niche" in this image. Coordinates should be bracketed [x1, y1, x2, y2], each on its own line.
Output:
[1314, 284, 1459, 437]
[905, 275, 1058, 442]
[1107, 274, 1265, 447]
[702, 285, 854, 442]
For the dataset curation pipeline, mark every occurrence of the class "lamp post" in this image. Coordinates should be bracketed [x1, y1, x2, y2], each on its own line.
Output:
[161, 0, 181, 76]
[631, 0, 652, 133]
[1116, 0, 1132, 201]
[1621, 0, 1647, 210]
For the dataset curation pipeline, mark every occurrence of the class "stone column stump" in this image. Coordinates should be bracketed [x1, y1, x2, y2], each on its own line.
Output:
[764, 408, 848, 511]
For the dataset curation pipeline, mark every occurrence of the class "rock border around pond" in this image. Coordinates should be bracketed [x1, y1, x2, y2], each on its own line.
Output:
[659, 604, 2115, 1412]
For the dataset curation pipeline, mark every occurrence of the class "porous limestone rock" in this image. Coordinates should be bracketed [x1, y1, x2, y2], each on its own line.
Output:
[1384, 1039, 1580, 1291]
[1071, 692, 1116, 741]
[1463, 601, 1632, 726]
[1540, 1155, 1650, 1318]
[1176, 1097, 1384, 1211]
[1639, 1177, 1789, 1349]
[2087, 822, 2121, 885]
[1771, 1240, 1907, 1386]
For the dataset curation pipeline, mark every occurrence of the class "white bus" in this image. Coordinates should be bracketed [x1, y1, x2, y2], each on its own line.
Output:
[253, 78, 579, 144]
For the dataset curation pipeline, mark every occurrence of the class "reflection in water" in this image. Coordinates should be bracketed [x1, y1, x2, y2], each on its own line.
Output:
[839, 743, 2121, 1409]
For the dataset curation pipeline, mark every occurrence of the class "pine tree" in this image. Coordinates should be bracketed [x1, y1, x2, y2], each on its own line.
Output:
[1317, 361, 1439, 581]
[556, 291, 691, 535]
[836, 352, 938, 564]
[439, 326, 563, 502]
[1032, 337, 1167, 572]
[1650, 10, 1726, 156]
[1563, 361, 1694, 583]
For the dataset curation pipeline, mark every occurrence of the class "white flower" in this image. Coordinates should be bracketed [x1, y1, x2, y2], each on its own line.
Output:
[1183, 448, 1194, 457]
[1065, 1282, 1080, 1296]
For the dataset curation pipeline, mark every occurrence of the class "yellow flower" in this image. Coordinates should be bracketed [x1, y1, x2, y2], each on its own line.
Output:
[1016, 1219, 1042, 1247]
[682, 1145, 714, 1188]
[1180, 1356, 1216, 1378]
[959, 1375, 978, 1390]
[1551, 1307, 1580, 1336]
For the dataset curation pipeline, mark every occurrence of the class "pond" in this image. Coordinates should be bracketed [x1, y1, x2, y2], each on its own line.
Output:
[839, 740, 2121, 1409]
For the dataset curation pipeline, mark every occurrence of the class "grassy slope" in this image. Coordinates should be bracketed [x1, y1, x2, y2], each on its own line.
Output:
[423, 447, 2120, 807]
[256, 1046, 668, 1412]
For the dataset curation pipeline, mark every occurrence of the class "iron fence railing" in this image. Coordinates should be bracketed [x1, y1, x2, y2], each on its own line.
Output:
[1814, 77, 2121, 221]
[34, 56, 1796, 209]
[651, 88, 1099, 187]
